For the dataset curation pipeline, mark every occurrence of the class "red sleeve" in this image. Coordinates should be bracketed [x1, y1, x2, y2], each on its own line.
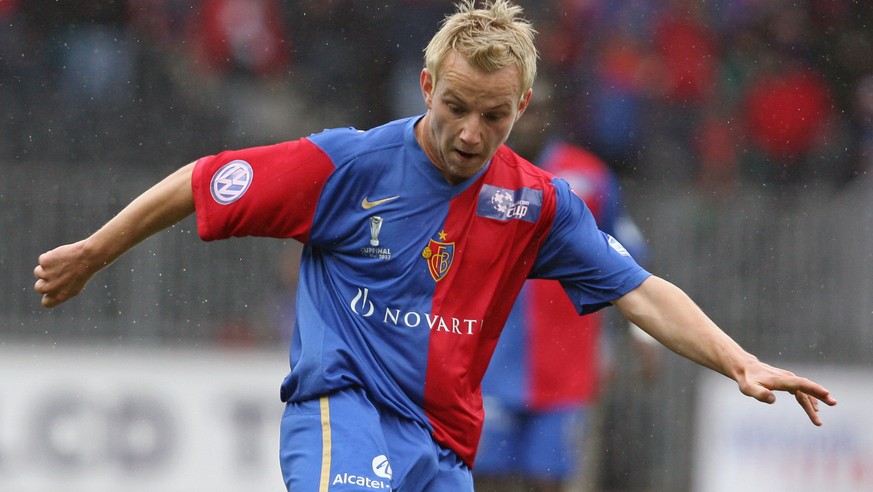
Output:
[192, 137, 334, 242]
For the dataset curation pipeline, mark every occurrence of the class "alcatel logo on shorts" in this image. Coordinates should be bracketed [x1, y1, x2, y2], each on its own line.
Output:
[210, 160, 253, 205]
[372, 455, 392, 479]
[331, 455, 391, 489]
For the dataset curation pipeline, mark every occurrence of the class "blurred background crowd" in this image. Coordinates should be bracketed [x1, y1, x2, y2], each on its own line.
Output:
[1, 0, 872, 188]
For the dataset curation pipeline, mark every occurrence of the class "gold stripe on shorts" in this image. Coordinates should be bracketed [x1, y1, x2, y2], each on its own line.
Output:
[319, 395, 332, 492]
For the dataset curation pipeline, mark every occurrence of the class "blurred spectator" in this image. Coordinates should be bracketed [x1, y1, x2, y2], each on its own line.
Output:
[16, 0, 137, 161]
[580, 32, 651, 175]
[741, 64, 834, 182]
[639, 0, 720, 184]
[543, 1, 657, 174]
[651, 0, 718, 105]
[190, 0, 290, 78]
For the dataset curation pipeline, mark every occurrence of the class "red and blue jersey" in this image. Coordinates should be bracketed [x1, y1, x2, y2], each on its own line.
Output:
[481, 140, 649, 412]
[191, 117, 650, 466]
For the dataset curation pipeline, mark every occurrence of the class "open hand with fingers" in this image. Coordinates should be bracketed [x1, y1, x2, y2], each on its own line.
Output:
[736, 360, 838, 426]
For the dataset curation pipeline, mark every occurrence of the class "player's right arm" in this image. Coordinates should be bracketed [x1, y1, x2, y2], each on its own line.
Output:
[34, 163, 196, 308]
[613, 275, 836, 425]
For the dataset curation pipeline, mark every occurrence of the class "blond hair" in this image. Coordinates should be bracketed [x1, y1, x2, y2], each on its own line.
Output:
[424, 0, 538, 102]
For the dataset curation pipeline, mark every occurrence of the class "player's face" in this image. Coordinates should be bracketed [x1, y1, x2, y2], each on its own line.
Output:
[418, 52, 531, 185]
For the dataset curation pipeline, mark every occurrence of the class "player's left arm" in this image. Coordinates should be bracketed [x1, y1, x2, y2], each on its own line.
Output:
[613, 275, 837, 425]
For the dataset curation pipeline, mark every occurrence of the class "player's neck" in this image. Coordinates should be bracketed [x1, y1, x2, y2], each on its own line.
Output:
[415, 115, 447, 183]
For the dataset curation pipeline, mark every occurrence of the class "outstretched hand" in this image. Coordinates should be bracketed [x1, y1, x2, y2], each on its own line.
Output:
[34, 240, 98, 308]
[735, 360, 837, 426]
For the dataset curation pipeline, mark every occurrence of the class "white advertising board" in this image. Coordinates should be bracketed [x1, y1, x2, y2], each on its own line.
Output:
[694, 365, 872, 492]
[0, 345, 289, 492]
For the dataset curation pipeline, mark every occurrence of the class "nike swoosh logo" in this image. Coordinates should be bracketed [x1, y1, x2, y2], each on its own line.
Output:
[361, 195, 400, 210]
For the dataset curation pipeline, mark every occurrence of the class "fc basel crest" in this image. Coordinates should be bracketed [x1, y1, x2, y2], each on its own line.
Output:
[421, 232, 454, 282]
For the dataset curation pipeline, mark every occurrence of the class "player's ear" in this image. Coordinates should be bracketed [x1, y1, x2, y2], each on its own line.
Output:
[421, 68, 434, 110]
[515, 87, 532, 121]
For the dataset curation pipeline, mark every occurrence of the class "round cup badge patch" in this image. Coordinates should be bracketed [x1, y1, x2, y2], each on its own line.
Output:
[210, 160, 253, 205]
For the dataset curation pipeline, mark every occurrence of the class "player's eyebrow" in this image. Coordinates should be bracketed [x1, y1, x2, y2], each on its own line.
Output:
[444, 89, 515, 113]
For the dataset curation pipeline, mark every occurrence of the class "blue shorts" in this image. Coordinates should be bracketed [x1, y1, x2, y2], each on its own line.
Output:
[474, 397, 587, 480]
[279, 386, 473, 491]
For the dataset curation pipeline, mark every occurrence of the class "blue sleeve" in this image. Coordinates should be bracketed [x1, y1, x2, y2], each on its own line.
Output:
[306, 126, 362, 166]
[530, 178, 651, 315]
[306, 117, 414, 167]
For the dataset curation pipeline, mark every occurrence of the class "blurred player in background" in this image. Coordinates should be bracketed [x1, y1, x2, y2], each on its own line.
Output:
[34, 1, 835, 490]
[475, 80, 659, 492]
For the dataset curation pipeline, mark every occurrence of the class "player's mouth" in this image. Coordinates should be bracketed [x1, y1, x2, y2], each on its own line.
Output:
[455, 149, 478, 161]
